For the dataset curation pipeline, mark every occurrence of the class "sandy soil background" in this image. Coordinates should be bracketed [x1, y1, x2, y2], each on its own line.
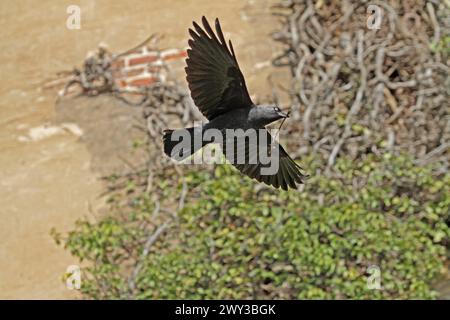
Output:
[0, 0, 285, 299]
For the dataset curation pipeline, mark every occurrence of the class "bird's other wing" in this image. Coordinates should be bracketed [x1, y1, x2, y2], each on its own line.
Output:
[185, 16, 254, 120]
[222, 129, 307, 190]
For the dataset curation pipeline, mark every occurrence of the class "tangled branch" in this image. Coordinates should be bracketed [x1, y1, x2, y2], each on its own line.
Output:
[272, 0, 449, 171]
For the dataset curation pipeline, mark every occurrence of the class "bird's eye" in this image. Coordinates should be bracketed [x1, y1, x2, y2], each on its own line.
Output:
[275, 107, 280, 112]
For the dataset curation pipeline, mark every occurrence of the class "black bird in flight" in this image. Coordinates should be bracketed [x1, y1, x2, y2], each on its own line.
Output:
[163, 16, 307, 190]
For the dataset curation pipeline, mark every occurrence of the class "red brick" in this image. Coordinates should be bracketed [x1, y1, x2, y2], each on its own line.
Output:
[124, 67, 146, 77]
[112, 58, 125, 69]
[129, 54, 159, 66]
[162, 50, 187, 61]
[148, 66, 162, 73]
[115, 79, 127, 88]
[129, 77, 158, 87]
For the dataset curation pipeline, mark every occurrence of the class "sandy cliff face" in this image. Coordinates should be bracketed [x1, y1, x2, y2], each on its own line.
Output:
[0, 0, 282, 299]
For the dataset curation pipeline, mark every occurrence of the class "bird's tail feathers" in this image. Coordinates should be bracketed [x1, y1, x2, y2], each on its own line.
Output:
[163, 127, 205, 161]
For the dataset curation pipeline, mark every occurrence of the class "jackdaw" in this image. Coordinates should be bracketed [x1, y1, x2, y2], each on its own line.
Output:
[163, 16, 307, 190]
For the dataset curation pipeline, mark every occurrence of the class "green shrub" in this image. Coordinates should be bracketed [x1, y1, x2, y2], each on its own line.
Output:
[57, 153, 449, 299]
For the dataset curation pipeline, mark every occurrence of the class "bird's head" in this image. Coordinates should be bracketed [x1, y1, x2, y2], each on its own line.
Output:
[250, 105, 289, 126]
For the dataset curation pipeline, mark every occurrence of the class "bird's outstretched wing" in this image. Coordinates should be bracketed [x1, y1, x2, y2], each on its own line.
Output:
[222, 130, 307, 190]
[185, 16, 254, 120]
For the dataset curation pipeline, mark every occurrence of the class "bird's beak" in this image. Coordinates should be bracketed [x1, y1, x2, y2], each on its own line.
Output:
[277, 110, 289, 118]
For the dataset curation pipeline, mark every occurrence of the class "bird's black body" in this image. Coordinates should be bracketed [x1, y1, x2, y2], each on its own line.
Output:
[163, 16, 307, 190]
